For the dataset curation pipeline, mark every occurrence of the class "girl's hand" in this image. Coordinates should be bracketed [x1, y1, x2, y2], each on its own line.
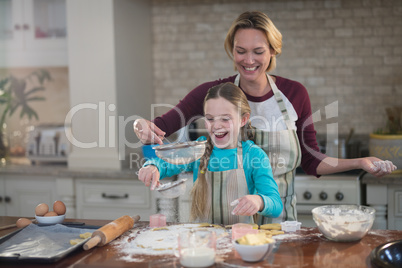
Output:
[133, 119, 165, 145]
[138, 165, 160, 190]
[361, 157, 397, 177]
[231, 195, 264, 216]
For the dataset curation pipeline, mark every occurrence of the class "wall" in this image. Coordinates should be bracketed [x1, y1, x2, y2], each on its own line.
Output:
[151, 0, 402, 136]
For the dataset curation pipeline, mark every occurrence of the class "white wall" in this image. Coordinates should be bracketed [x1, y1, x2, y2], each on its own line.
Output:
[67, 0, 152, 169]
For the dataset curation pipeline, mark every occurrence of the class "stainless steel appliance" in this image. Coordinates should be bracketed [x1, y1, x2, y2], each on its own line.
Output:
[26, 124, 71, 164]
[295, 170, 364, 227]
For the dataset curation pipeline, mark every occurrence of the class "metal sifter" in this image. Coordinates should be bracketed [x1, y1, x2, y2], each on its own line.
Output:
[153, 140, 207, 165]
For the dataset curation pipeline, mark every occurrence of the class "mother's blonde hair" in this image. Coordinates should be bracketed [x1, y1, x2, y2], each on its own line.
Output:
[224, 11, 282, 73]
[190, 82, 255, 221]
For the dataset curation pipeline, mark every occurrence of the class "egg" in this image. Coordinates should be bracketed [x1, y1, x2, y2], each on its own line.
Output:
[16, 218, 33, 228]
[53, 200, 66, 215]
[35, 203, 49, 216]
[44, 211, 58, 217]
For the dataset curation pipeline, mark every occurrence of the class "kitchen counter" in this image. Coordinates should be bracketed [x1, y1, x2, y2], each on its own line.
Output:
[0, 158, 138, 179]
[361, 171, 402, 185]
[1, 216, 401, 267]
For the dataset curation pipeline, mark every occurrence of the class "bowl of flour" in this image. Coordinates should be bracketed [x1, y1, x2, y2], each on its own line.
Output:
[312, 205, 375, 242]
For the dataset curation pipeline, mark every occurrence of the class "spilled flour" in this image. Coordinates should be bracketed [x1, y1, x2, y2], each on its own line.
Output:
[112, 223, 233, 262]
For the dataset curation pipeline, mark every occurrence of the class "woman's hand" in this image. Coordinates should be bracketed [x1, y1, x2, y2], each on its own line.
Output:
[138, 165, 161, 190]
[361, 157, 397, 177]
[133, 119, 165, 145]
[231, 195, 264, 216]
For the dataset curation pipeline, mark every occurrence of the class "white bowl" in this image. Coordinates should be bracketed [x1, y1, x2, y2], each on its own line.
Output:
[233, 241, 275, 262]
[35, 214, 65, 225]
[312, 205, 375, 242]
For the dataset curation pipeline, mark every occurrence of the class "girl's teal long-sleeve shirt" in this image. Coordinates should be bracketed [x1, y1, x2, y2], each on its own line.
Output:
[144, 137, 283, 218]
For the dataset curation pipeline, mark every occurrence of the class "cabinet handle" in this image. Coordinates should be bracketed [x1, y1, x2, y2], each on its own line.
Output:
[0, 196, 2, 203]
[14, 24, 21, 30]
[5, 196, 11, 203]
[23, 24, 29, 30]
[101, 193, 129, 199]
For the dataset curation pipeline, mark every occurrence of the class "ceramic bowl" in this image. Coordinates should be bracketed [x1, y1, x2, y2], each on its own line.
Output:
[233, 241, 275, 262]
[35, 214, 65, 225]
[312, 205, 375, 242]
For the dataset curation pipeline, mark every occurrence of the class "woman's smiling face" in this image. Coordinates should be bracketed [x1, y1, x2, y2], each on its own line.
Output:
[233, 28, 273, 83]
[204, 97, 248, 149]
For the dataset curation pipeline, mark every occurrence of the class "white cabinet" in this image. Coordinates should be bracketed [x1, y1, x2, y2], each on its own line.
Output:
[75, 179, 157, 221]
[0, 175, 74, 217]
[388, 186, 402, 230]
[0, 0, 67, 67]
[0, 175, 56, 217]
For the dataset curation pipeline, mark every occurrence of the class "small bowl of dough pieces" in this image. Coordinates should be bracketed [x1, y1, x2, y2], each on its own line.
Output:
[234, 233, 275, 262]
[312, 205, 375, 242]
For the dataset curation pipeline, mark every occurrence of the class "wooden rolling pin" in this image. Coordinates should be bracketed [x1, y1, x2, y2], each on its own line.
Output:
[83, 215, 140, 250]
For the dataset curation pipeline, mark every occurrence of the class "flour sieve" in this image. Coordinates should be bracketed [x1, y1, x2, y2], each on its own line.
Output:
[136, 171, 188, 199]
[154, 178, 188, 199]
[153, 140, 207, 165]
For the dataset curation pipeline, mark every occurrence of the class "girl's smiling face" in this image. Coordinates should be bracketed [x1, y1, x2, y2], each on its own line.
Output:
[204, 97, 249, 149]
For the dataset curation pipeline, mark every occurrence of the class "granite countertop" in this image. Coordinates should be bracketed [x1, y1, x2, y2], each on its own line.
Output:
[0, 157, 138, 179]
[361, 171, 402, 185]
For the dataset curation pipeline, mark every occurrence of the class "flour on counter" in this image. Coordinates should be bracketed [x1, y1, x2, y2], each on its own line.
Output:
[112, 223, 232, 261]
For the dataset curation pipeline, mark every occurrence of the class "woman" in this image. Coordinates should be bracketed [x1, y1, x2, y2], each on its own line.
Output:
[134, 11, 396, 223]
[138, 83, 282, 225]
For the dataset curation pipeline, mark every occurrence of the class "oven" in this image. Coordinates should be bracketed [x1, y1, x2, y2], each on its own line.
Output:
[295, 170, 364, 227]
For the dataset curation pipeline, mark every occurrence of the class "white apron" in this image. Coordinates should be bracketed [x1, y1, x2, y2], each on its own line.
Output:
[235, 74, 302, 224]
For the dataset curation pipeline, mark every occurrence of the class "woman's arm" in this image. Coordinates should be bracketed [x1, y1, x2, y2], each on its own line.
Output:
[316, 156, 397, 176]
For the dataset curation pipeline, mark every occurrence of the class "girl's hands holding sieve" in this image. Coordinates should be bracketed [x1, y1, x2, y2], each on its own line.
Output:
[138, 165, 161, 190]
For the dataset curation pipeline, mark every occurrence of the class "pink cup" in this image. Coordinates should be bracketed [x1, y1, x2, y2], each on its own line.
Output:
[231, 223, 258, 240]
[149, 214, 166, 228]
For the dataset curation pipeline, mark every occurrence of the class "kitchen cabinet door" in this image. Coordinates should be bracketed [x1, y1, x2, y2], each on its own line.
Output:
[1, 175, 57, 217]
[75, 179, 157, 221]
[0, 0, 67, 67]
[388, 186, 402, 230]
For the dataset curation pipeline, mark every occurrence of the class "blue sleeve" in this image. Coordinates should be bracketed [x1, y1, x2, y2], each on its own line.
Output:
[243, 142, 283, 218]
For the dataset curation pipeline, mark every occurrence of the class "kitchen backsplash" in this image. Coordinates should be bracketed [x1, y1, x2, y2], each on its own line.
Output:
[151, 0, 402, 135]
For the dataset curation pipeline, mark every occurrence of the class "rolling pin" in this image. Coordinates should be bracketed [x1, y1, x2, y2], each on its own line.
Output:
[83, 215, 140, 250]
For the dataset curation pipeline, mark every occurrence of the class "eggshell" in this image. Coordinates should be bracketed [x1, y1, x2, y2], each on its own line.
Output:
[35, 203, 49, 216]
[16, 218, 32, 228]
[53, 200, 66, 215]
[44, 211, 58, 217]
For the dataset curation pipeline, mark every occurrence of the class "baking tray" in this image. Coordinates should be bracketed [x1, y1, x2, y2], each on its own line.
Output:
[0, 223, 100, 263]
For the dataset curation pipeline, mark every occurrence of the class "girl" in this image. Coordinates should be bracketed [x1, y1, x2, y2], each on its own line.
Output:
[138, 82, 282, 224]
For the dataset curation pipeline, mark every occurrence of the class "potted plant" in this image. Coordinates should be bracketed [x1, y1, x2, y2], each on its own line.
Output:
[0, 69, 51, 160]
[369, 106, 402, 171]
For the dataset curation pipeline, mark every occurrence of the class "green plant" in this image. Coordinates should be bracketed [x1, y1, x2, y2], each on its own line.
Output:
[0, 69, 51, 158]
[373, 106, 402, 135]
